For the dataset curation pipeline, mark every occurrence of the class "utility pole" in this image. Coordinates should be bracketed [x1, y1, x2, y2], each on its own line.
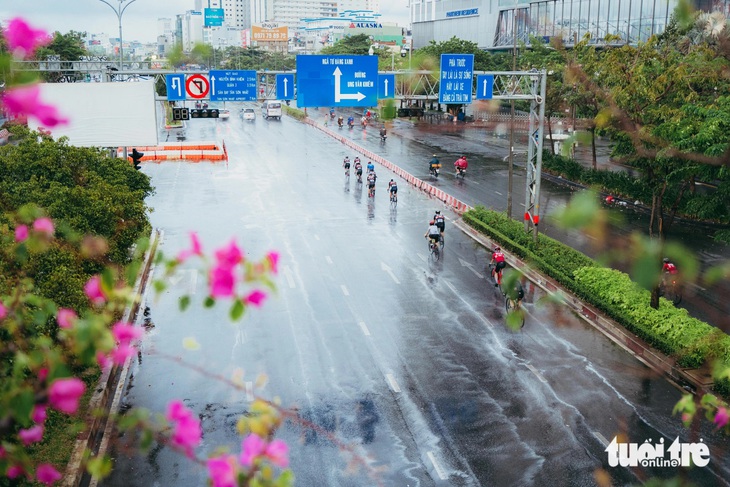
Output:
[98, 0, 139, 72]
[507, 3, 518, 218]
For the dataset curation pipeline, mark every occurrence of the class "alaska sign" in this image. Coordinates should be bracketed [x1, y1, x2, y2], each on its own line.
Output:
[350, 22, 383, 28]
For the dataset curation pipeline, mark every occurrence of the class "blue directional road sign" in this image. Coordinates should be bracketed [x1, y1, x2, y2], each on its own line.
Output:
[296, 55, 378, 108]
[439, 54, 474, 104]
[209, 70, 257, 101]
[476, 74, 494, 100]
[276, 74, 295, 100]
[166, 74, 186, 101]
[378, 74, 395, 99]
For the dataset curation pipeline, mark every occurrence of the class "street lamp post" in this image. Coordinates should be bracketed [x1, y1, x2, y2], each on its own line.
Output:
[98, 0, 139, 71]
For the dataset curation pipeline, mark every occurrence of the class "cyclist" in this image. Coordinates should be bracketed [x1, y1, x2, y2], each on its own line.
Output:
[424, 220, 441, 251]
[343, 157, 351, 175]
[366, 171, 377, 197]
[661, 257, 678, 286]
[367, 161, 375, 173]
[490, 246, 506, 287]
[506, 279, 525, 305]
[388, 179, 398, 199]
[354, 160, 363, 182]
[354, 156, 361, 166]
[343, 156, 350, 167]
[433, 210, 445, 235]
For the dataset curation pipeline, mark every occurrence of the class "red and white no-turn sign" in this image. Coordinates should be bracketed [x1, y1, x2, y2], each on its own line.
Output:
[186, 74, 210, 99]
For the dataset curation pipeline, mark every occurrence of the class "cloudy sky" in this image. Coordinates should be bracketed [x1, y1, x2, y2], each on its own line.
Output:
[0, 0, 410, 44]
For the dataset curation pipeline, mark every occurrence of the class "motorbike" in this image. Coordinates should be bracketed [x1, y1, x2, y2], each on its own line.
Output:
[338, 118, 344, 128]
[429, 165, 440, 178]
[456, 166, 466, 178]
[348, 120, 354, 129]
[380, 131, 387, 142]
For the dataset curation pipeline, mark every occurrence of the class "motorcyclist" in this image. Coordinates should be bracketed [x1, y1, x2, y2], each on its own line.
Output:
[330, 108, 335, 119]
[429, 154, 440, 176]
[361, 116, 368, 127]
[347, 116, 354, 128]
[455, 155, 468, 176]
[379, 127, 387, 140]
[338, 116, 344, 128]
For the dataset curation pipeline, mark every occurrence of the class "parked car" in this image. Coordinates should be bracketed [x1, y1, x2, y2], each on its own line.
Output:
[241, 108, 256, 121]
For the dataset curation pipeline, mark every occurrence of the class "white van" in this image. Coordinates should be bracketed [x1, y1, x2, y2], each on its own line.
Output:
[261, 100, 282, 120]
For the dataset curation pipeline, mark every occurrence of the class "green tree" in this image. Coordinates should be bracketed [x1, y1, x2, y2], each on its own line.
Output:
[320, 34, 372, 55]
[34, 30, 88, 82]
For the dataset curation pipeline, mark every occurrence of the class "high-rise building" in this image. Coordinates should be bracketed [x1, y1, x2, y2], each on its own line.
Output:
[177, 10, 205, 51]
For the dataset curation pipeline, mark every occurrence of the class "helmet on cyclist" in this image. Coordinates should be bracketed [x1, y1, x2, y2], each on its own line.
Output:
[435, 210, 441, 214]
[663, 257, 670, 263]
[433, 154, 437, 157]
[494, 246, 501, 251]
[429, 220, 435, 225]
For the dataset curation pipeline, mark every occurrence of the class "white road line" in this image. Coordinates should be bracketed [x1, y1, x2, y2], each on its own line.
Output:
[426, 451, 448, 480]
[358, 321, 371, 336]
[495, 191, 503, 196]
[341, 285, 350, 296]
[325, 256, 333, 264]
[385, 373, 401, 393]
[381, 262, 400, 284]
[417, 253, 427, 262]
[593, 431, 610, 448]
[282, 265, 296, 288]
[188, 269, 198, 295]
[245, 381, 254, 402]
[525, 363, 548, 383]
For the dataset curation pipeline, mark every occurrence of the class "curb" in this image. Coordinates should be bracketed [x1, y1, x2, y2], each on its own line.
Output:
[62, 229, 162, 487]
[452, 219, 714, 396]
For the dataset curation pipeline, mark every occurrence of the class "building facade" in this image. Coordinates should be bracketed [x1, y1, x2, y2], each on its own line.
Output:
[411, 0, 730, 49]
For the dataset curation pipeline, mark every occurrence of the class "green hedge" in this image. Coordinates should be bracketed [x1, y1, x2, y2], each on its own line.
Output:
[283, 105, 306, 120]
[463, 206, 730, 396]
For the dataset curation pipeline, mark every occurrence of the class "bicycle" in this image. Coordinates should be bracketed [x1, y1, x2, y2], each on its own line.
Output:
[505, 294, 526, 328]
[659, 276, 682, 305]
[389, 191, 397, 208]
[428, 237, 440, 261]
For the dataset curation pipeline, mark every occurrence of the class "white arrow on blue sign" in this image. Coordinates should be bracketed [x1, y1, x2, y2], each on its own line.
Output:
[166, 74, 186, 101]
[476, 74, 494, 100]
[209, 70, 258, 101]
[296, 55, 378, 108]
[439, 54, 474, 104]
[378, 74, 395, 99]
[276, 74, 295, 100]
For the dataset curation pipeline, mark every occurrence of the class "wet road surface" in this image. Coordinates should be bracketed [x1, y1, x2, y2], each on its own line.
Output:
[102, 106, 730, 487]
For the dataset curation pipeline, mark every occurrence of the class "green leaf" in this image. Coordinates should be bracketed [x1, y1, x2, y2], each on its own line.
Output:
[551, 190, 600, 230]
[101, 268, 115, 293]
[140, 428, 155, 451]
[10, 389, 35, 427]
[204, 296, 216, 308]
[153, 280, 167, 294]
[179, 295, 191, 311]
[126, 260, 142, 286]
[230, 300, 244, 320]
[86, 456, 113, 479]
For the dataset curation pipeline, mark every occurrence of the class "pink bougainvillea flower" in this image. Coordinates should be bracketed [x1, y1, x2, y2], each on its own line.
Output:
[207, 455, 238, 487]
[96, 351, 111, 369]
[266, 251, 280, 274]
[214, 240, 244, 269]
[112, 321, 142, 345]
[35, 464, 62, 486]
[715, 407, 729, 428]
[243, 290, 267, 307]
[2, 85, 68, 127]
[32, 217, 55, 236]
[15, 225, 29, 242]
[48, 377, 85, 414]
[31, 405, 48, 424]
[110, 344, 135, 365]
[240, 433, 266, 467]
[265, 439, 289, 468]
[4, 18, 50, 57]
[176, 232, 204, 262]
[6, 465, 24, 479]
[18, 424, 44, 445]
[56, 308, 77, 329]
[165, 400, 201, 457]
[84, 275, 106, 304]
[0, 302, 6, 320]
[38, 368, 48, 381]
[210, 265, 236, 298]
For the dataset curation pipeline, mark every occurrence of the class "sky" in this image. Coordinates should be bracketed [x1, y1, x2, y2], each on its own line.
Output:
[0, 0, 410, 44]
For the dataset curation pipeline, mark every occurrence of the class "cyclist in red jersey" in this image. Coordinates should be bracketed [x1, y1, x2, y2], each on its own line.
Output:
[490, 246, 506, 287]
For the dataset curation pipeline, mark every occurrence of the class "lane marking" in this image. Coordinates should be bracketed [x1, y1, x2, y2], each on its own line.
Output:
[381, 262, 401, 284]
[417, 253, 427, 262]
[495, 191, 503, 196]
[385, 373, 401, 393]
[245, 381, 254, 402]
[458, 257, 485, 279]
[341, 285, 350, 296]
[593, 431, 610, 448]
[282, 265, 296, 288]
[325, 255, 333, 264]
[427, 451, 448, 480]
[358, 321, 371, 336]
[525, 363, 548, 383]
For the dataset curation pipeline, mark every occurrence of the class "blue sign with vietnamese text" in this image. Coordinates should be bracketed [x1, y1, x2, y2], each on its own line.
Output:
[296, 55, 378, 108]
[276, 74, 295, 100]
[446, 8, 478, 17]
[476, 74, 494, 100]
[166, 74, 186, 101]
[209, 70, 257, 101]
[378, 74, 395, 99]
[204, 8, 225, 26]
[439, 54, 474, 104]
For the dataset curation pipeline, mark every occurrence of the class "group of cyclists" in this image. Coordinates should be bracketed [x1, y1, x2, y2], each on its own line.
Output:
[342, 156, 398, 200]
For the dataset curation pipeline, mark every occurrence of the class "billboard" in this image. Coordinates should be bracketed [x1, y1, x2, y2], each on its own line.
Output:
[29, 82, 158, 147]
[204, 8, 224, 26]
[252, 23, 288, 42]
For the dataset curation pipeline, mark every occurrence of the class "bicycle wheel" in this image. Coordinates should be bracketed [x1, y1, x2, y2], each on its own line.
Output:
[505, 297, 526, 328]
[440, 234, 445, 249]
[429, 242, 440, 261]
